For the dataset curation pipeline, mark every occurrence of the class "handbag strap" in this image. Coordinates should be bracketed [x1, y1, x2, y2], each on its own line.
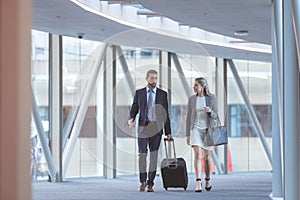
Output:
[209, 114, 222, 128]
[209, 96, 227, 128]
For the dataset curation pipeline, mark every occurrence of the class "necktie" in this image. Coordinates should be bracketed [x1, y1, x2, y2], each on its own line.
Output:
[147, 90, 153, 121]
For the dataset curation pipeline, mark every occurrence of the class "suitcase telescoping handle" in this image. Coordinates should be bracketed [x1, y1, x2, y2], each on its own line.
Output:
[163, 138, 177, 160]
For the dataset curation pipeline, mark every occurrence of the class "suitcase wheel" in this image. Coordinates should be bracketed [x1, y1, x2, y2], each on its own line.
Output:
[164, 187, 168, 190]
[184, 187, 187, 190]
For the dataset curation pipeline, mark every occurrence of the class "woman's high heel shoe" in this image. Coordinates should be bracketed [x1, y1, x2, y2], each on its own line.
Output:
[195, 178, 202, 192]
[205, 177, 212, 191]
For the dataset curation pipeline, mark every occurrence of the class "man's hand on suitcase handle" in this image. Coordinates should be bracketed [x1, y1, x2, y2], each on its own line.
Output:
[186, 136, 190, 145]
[165, 134, 173, 141]
[127, 118, 135, 128]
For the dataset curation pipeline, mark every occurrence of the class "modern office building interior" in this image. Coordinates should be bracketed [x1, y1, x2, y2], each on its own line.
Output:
[0, 0, 299, 200]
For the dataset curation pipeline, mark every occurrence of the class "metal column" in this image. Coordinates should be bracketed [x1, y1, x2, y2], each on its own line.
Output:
[62, 106, 79, 148]
[115, 46, 135, 92]
[223, 59, 228, 174]
[112, 46, 117, 178]
[32, 94, 57, 181]
[272, 0, 283, 197]
[103, 45, 117, 178]
[283, 1, 299, 200]
[50, 34, 63, 182]
[292, 0, 300, 68]
[103, 52, 108, 178]
[171, 53, 193, 97]
[211, 151, 223, 174]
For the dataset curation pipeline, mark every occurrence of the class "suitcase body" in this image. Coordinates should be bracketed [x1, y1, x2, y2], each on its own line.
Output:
[160, 139, 188, 190]
[161, 157, 188, 190]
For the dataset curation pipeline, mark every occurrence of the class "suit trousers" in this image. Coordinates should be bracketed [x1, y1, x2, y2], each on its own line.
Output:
[137, 122, 162, 186]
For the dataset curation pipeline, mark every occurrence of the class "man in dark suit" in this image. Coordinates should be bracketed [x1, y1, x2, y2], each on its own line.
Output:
[128, 69, 172, 192]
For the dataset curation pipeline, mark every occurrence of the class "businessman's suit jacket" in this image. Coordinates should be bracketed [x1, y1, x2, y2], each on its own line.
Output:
[129, 87, 171, 136]
[186, 94, 218, 137]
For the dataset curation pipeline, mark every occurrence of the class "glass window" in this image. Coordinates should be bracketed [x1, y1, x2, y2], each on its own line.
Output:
[115, 46, 160, 176]
[62, 36, 103, 178]
[31, 29, 50, 181]
[227, 60, 272, 171]
[31, 31, 273, 178]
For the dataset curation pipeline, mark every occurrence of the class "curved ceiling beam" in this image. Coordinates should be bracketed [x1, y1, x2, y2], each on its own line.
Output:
[72, 0, 271, 54]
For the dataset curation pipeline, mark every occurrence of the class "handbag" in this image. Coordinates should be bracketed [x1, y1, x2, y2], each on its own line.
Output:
[204, 116, 228, 146]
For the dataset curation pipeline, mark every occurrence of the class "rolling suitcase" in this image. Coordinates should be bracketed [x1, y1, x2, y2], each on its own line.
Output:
[161, 138, 188, 190]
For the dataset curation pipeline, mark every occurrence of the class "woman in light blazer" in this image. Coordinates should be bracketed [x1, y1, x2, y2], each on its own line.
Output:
[186, 77, 218, 192]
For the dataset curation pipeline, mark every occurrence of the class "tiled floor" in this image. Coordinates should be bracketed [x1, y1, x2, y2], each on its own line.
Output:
[32, 171, 272, 200]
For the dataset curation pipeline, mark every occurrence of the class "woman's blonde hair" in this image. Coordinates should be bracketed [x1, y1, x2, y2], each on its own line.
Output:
[195, 77, 210, 96]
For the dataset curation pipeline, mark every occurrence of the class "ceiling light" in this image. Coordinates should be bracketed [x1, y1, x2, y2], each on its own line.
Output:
[234, 30, 248, 36]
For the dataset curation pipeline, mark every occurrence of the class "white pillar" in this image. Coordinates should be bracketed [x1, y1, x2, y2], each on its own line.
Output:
[216, 58, 228, 174]
[271, 0, 283, 197]
[0, 0, 32, 199]
[159, 51, 170, 162]
[50, 34, 63, 181]
[283, 1, 299, 200]
[96, 52, 105, 176]
[103, 45, 117, 178]
[159, 51, 169, 91]
[292, 0, 300, 66]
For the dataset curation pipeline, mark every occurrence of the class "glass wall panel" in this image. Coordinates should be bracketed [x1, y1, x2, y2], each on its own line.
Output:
[62, 36, 103, 178]
[227, 60, 272, 172]
[31, 31, 272, 180]
[31, 30, 49, 180]
[115, 47, 160, 176]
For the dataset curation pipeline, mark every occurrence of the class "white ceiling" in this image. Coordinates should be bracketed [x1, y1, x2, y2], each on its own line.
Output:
[33, 0, 272, 61]
[137, 0, 271, 45]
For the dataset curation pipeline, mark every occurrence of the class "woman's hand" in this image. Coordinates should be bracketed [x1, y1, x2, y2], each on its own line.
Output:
[204, 106, 211, 113]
